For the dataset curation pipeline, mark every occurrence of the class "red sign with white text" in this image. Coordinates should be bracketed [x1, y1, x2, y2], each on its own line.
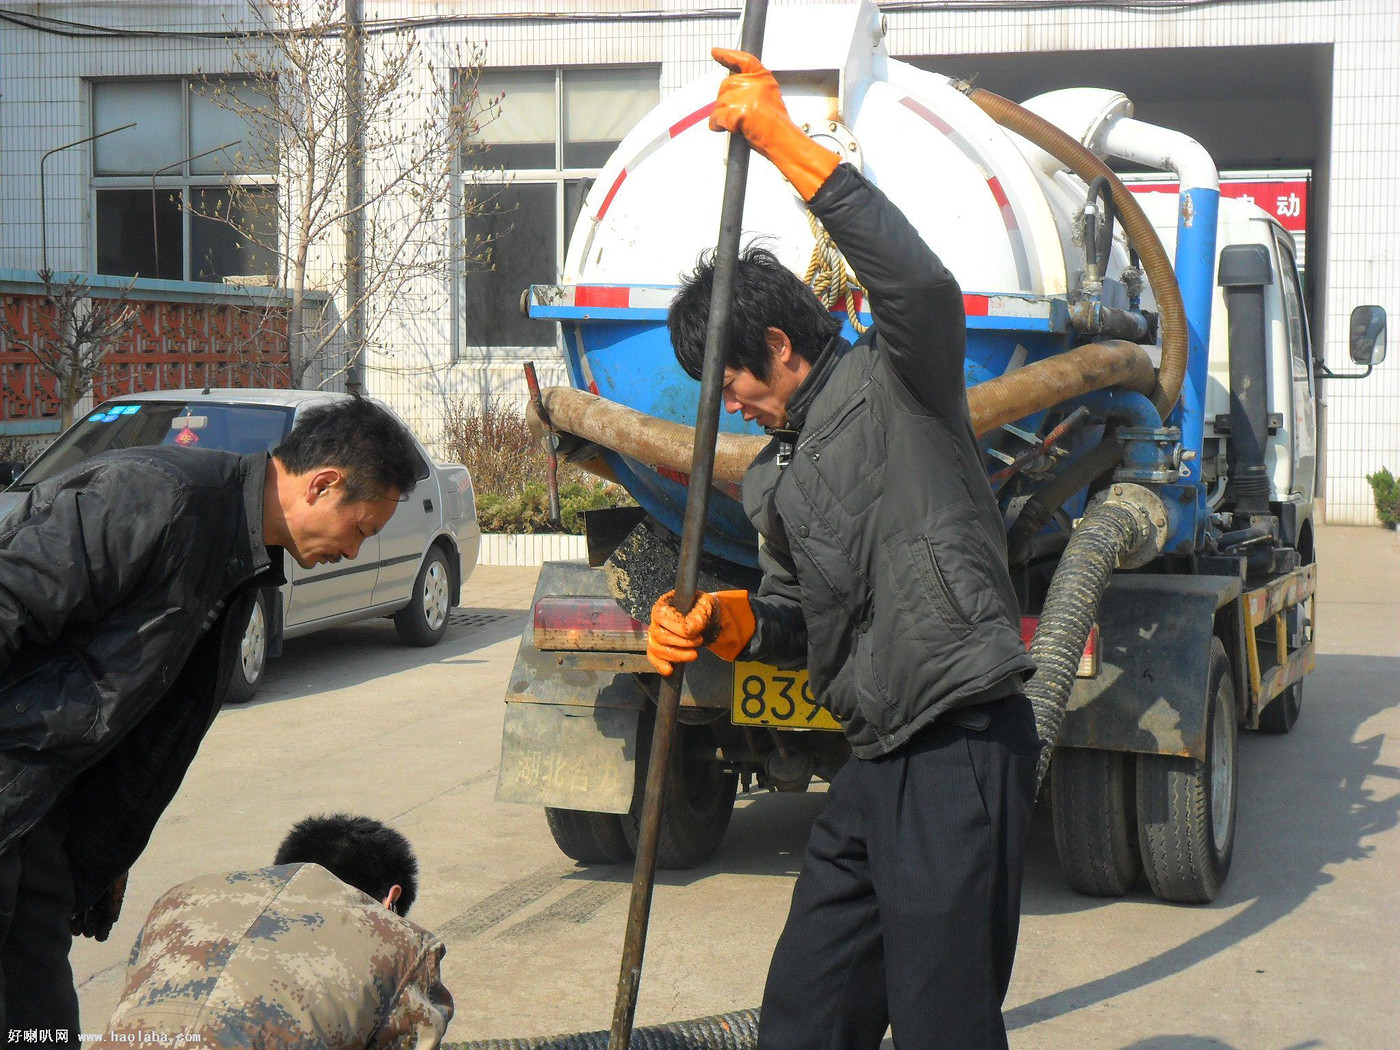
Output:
[1127, 175, 1309, 233]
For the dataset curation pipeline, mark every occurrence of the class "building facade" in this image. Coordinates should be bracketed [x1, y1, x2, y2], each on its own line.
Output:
[1, 0, 1395, 523]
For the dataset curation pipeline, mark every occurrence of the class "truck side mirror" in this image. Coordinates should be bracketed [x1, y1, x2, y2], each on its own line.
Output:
[1318, 305, 1387, 379]
[1349, 304, 1387, 367]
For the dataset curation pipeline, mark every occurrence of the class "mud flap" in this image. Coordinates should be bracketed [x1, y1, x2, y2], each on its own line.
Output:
[1061, 574, 1241, 760]
[496, 691, 642, 813]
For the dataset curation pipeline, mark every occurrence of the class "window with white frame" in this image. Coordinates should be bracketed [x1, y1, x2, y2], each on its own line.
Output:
[91, 77, 278, 283]
[461, 66, 660, 350]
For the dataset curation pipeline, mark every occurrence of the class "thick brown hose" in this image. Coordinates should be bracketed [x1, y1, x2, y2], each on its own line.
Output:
[529, 340, 1155, 486]
[962, 87, 1185, 422]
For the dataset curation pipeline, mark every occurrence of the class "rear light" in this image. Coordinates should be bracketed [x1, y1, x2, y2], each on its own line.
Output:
[534, 596, 648, 652]
[1020, 616, 1100, 678]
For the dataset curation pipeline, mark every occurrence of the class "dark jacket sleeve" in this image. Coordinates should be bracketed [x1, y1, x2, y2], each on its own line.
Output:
[807, 164, 967, 417]
[743, 532, 808, 669]
[0, 461, 180, 679]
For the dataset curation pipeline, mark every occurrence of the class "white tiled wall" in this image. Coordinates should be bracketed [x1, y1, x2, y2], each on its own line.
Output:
[2, 0, 1395, 522]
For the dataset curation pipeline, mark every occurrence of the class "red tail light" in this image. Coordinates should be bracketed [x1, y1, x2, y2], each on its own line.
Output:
[1020, 616, 1100, 678]
[534, 596, 648, 652]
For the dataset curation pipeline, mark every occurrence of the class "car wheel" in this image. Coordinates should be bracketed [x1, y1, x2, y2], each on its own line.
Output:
[395, 546, 451, 647]
[224, 591, 269, 704]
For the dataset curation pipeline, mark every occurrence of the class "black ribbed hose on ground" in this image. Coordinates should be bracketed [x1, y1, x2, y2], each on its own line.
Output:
[1026, 492, 1162, 790]
[446, 1009, 761, 1050]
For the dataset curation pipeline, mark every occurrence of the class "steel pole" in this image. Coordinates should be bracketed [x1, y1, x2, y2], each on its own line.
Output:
[344, 0, 366, 394]
[606, 3, 768, 1048]
[39, 123, 136, 274]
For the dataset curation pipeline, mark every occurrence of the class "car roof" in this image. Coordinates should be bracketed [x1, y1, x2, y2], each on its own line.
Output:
[98, 388, 344, 409]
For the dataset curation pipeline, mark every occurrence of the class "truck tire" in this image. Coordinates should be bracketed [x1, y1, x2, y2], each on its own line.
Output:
[1257, 602, 1308, 733]
[1050, 747, 1140, 897]
[544, 808, 633, 865]
[623, 725, 737, 870]
[395, 546, 452, 647]
[1136, 638, 1238, 903]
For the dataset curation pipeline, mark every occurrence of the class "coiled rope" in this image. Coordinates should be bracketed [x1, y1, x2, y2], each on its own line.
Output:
[802, 211, 867, 334]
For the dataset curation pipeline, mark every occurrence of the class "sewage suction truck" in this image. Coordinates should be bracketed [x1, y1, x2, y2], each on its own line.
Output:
[493, 1, 1386, 903]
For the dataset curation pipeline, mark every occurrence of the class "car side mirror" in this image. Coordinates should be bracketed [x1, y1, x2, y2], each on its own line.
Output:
[1349, 304, 1387, 366]
[0, 461, 22, 487]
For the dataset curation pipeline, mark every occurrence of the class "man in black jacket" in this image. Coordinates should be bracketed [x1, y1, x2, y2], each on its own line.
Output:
[0, 396, 420, 1041]
[649, 51, 1040, 1049]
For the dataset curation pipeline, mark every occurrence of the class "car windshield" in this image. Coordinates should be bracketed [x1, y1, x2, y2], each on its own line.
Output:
[11, 401, 296, 492]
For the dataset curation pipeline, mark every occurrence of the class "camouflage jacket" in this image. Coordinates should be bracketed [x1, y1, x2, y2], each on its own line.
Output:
[98, 863, 453, 1049]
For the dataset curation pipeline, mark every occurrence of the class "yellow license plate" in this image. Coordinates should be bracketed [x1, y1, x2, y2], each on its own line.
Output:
[732, 662, 842, 731]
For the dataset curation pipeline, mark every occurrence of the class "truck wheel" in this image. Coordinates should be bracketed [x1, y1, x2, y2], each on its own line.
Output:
[223, 590, 269, 705]
[623, 726, 737, 870]
[1257, 603, 1308, 733]
[1050, 747, 1140, 897]
[1136, 638, 1238, 903]
[395, 546, 451, 647]
[544, 808, 633, 865]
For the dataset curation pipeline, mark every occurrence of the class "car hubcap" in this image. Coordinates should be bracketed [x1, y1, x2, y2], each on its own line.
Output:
[241, 601, 267, 683]
[423, 561, 449, 631]
[1210, 686, 1233, 854]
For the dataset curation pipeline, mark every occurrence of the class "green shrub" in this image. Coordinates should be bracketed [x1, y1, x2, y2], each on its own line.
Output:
[1366, 467, 1400, 527]
[443, 397, 634, 534]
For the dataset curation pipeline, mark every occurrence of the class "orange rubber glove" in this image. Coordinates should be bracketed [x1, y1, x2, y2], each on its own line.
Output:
[710, 48, 841, 202]
[647, 589, 757, 675]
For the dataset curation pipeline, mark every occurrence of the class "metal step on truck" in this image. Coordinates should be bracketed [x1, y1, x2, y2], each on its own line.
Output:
[492, 0, 1386, 903]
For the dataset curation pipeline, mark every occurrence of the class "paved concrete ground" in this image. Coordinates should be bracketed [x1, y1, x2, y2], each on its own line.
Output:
[72, 526, 1400, 1048]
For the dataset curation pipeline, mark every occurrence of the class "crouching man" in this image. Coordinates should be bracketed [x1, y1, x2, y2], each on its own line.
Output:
[97, 814, 452, 1048]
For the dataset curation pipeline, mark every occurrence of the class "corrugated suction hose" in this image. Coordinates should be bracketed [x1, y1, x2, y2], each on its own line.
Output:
[446, 1008, 760, 1050]
[1025, 484, 1167, 789]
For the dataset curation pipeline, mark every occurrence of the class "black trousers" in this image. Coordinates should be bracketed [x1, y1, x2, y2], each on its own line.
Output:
[758, 694, 1039, 1050]
[0, 808, 80, 1046]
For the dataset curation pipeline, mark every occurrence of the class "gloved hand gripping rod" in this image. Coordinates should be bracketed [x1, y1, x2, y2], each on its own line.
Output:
[606, 3, 769, 1048]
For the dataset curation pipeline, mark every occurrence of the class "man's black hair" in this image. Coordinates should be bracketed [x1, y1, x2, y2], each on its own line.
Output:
[668, 246, 840, 382]
[274, 813, 419, 916]
[273, 396, 420, 502]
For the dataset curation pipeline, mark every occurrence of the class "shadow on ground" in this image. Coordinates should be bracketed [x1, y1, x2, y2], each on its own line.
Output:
[1006, 653, 1400, 1033]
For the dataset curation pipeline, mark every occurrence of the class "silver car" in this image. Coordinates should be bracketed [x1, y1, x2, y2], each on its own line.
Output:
[0, 389, 481, 702]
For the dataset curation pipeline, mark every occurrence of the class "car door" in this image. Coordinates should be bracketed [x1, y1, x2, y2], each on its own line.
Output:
[283, 535, 383, 628]
[370, 441, 436, 609]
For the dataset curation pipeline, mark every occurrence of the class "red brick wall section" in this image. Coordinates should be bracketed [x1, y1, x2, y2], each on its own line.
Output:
[0, 293, 292, 422]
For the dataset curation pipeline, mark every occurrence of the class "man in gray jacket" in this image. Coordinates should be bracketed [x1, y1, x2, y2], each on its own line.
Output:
[0, 396, 420, 1043]
[649, 51, 1040, 1050]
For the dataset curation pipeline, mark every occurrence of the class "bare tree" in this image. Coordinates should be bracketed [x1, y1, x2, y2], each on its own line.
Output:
[1, 270, 138, 429]
[195, 0, 498, 387]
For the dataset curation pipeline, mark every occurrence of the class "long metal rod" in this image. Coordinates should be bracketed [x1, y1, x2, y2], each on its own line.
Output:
[39, 123, 136, 273]
[606, 3, 768, 1048]
[344, 0, 367, 395]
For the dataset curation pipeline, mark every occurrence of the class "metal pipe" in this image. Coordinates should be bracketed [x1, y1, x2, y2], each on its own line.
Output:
[959, 87, 1185, 422]
[608, 4, 768, 1048]
[40, 123, 137, 273]
[150, 140, 241, 279]
[344, 0, 366, 394]
[1092, 113, 1220, 490]
[528, 340, 1156, 487]
[524, 362, 563, 528]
